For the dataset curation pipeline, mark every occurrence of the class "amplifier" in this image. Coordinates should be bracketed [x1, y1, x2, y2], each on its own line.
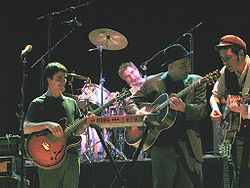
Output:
[0, 135, 21, 156]
[0, 156, 23, 178]
[0, 175, 30, 188]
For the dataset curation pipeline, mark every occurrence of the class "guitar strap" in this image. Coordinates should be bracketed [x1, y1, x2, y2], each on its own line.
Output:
[241, 65, 250, 120]
[242, 64, 250, 95]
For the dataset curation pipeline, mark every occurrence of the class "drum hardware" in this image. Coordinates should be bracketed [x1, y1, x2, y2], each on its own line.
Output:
[105, 141, 128, 161]
[67, 72, 90, 98]
[80, 140, 103, 163]
[88, 28, 128, 107]
[79, 30, 130, 187]
[80, 127, 110, 163]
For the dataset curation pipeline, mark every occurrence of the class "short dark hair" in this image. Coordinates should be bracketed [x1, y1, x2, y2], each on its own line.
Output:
[118, 62, 138, 80]
[44, 62, 68, 79]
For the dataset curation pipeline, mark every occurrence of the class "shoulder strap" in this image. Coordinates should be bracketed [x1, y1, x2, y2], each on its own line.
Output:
[242, 65, 250, 95]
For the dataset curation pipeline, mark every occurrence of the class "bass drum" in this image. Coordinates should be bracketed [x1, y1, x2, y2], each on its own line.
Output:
[79, 127, 110, 163]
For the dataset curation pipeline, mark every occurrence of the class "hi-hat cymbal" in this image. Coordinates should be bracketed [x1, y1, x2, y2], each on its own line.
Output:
[88, 28, 128, 50]
[67, 73, 90, 80]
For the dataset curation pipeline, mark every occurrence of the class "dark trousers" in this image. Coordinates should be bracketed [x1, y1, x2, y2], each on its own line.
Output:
[233, 126, 250, 188]
[38, 153, 80, 188]
[151, 145, 202, 188]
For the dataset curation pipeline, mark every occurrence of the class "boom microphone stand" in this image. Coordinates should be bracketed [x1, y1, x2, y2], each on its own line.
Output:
[139, 21, 203, 73]
[31, 27, 76, 72]
[35, 1, 91, 94]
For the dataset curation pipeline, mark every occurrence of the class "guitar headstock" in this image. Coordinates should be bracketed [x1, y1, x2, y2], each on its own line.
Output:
[203, 69, 221, 85]
[115, 88, 131, 103]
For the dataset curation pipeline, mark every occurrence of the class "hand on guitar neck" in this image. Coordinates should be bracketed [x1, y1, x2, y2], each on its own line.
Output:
[168, 94, 186, 113]
[135, 106, 150, 115]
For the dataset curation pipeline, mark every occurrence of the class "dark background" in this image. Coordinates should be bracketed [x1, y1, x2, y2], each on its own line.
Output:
[0, 0, 249, 153]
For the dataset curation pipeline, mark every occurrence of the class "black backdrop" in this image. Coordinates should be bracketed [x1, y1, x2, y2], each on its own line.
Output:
[1, 0, 249, 153]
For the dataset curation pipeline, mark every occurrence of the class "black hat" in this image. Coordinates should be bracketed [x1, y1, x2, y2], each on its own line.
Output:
[161, 44, 193, 67]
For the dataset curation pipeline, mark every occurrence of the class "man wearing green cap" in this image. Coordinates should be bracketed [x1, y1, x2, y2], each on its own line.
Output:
[126, 44, 207, 188]
[210, 34, 250, 188]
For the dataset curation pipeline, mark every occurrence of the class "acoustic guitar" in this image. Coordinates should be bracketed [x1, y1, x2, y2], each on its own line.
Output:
[125, 70, 221, 152]
[219, 94, 249, 187]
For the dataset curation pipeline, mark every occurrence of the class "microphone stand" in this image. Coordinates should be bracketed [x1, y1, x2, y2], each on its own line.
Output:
[16, 54, 29, 188]
[35, 1, 91, 94]
[183, 32, 194, 72]
[31, 27, 75, 80]
[139, 21, 202, 73]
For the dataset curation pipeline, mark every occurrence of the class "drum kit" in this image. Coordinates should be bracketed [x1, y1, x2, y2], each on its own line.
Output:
[66, 28, 132, 163]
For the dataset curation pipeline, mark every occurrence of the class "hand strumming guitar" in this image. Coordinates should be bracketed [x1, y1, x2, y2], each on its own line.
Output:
[47, 122, 64, 138]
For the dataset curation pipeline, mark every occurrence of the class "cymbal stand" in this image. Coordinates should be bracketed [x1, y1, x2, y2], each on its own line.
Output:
[96, 46, 106, 107]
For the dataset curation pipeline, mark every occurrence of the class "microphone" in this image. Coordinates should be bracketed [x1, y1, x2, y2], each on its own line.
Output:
[189, 21, 203, 33]
[183, 33, 192, 37]
[140, 62, 148, 71]
[21, 45, 33, 57]
[61, 17, 83, 27]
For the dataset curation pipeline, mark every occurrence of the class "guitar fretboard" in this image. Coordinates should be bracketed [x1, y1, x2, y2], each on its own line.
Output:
[155, 78, 203, 112]
[64, 89, 130, 137]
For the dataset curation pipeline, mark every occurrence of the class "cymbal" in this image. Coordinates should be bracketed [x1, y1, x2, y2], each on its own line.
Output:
[88, 28, 128, 50]
[67, 73, 90, 80]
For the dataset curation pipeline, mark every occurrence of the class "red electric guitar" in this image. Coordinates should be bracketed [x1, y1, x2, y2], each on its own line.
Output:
[25, 88, 131, 170]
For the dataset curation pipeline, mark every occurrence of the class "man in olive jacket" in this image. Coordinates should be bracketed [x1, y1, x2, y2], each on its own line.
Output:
[126, 44, 207, 188]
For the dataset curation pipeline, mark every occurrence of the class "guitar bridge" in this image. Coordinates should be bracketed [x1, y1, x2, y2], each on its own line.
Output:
[42, 142, 50, 151]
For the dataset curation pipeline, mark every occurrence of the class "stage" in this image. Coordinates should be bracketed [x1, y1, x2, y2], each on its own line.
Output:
[15, 155, 223, 188]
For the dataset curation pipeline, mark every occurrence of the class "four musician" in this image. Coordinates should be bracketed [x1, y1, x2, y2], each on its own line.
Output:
[23, 35, 250, 187]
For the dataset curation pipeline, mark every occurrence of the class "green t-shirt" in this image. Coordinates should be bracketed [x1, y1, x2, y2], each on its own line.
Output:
[25, 93, 82, 152]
